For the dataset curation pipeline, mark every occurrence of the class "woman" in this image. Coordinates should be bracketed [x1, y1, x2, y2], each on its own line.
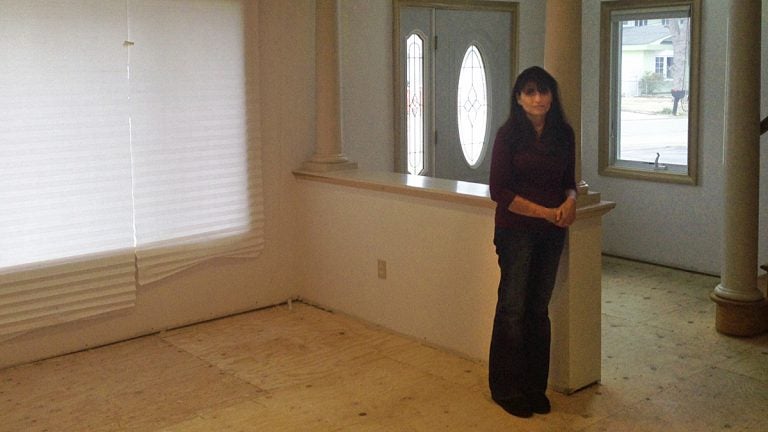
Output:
[488, 66, 577, 418]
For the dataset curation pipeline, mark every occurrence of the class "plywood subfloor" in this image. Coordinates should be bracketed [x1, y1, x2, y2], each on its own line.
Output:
[1, 256, 767, 431]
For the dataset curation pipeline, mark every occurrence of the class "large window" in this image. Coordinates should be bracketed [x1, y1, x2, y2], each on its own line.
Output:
[599, 0, 700, 184]
[0, 0, 263, 336]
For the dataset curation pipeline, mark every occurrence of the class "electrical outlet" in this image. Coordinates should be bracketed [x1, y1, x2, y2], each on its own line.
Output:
[377, 259, 387, 279]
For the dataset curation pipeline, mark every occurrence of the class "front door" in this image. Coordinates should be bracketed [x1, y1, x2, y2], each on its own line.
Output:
[399, 5, 514, 184]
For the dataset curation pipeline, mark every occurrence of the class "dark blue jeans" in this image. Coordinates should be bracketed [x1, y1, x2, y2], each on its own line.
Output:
[489, 227, 565, 401]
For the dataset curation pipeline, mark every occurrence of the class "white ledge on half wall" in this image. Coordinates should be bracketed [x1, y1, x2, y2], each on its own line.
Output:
[293, 168, 615, 218]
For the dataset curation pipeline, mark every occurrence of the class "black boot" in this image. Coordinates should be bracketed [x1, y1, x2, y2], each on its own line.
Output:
[493, 396, 533, 418]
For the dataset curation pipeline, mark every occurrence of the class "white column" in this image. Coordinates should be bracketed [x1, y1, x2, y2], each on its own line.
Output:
[711, 0, 767, 336]
[303, 0, 357, 172]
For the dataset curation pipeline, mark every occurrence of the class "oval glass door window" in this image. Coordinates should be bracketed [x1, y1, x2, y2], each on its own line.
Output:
[456, 45, 488, 167]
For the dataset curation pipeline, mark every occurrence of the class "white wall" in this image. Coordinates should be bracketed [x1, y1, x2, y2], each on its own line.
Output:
[516, 0, 547, 69]
[582, 0, 768, 275]
[296, 179, 500, 360]
[340, 0, 394, 171]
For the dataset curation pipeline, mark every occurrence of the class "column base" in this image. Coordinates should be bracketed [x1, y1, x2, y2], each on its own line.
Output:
[710, 292, 768, 337]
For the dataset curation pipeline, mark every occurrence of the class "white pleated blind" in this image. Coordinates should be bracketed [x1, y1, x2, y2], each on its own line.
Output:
[0, 1, 136, 335]
[0, 254, 136, 337]
[0, 0, 263, 336]
[129, 0, 263, 284]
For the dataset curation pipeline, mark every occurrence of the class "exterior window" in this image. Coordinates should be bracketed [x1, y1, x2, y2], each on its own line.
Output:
[599, 0, 700, 184]
[666, 57, 674, 79]
[655, 56, 675, 79]
[406, 33, 426, 175]
[456, 45, 488, 167]
[634, 19, 648, 26]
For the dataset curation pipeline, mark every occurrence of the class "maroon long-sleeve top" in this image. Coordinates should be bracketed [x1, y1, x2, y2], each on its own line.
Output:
[488, 123, 576, 232]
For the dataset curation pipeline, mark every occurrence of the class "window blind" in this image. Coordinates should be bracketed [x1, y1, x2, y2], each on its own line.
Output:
[0, 1, 137, 336]
[0, 0, 263, 336]
[129, 0, 263, 284]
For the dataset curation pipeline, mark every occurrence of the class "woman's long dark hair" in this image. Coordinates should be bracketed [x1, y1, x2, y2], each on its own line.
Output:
[499, 66, 572, 152]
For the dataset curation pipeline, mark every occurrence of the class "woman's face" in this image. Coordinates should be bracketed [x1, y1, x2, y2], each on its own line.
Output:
[516, 82, 552, 121]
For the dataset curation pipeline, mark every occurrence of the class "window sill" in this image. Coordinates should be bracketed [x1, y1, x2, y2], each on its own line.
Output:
[599, 165, 696, 185]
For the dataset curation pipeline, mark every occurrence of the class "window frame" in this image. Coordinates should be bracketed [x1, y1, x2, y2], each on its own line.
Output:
[598, 0, 701, 185]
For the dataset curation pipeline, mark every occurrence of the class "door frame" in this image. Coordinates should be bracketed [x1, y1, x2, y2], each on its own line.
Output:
[392, 0, 519, 177]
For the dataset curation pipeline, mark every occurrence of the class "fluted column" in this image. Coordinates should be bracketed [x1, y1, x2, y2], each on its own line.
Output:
[303, 0, 356, 172]
[711, 0, 767, 336]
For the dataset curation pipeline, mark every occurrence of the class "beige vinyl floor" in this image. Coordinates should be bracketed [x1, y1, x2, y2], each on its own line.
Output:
[2, 256, 767, 431]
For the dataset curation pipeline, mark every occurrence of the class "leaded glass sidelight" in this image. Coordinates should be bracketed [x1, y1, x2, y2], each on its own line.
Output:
[457, 45, 488, 167]
[406, 33, 425, 175]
